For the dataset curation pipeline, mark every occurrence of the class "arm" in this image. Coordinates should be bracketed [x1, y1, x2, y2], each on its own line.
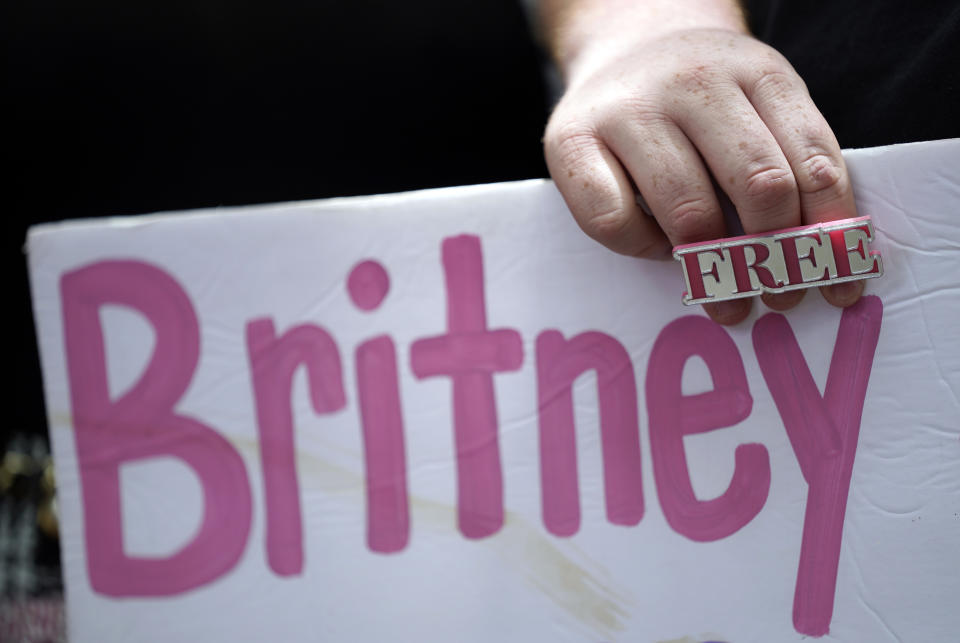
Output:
[539, 0, 863, 324]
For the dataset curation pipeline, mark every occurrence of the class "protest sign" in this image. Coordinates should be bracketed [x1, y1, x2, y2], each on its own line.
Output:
[28, 139, 960, 642]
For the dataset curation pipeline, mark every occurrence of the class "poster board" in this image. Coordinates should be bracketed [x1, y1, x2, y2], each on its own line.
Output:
[28, 139, 960, 642]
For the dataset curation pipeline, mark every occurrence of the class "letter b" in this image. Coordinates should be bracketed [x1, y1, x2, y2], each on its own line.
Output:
[61, 261, 252, 596]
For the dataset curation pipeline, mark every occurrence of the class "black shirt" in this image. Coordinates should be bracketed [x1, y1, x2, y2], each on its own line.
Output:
[4, 0, 550, 443]
[746, 0, 960, 148]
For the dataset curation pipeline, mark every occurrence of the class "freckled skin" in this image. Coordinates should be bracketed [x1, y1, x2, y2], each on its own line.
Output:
[542, 5, 860, 323]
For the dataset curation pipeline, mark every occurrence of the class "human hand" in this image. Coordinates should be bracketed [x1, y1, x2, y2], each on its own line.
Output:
[544, 24, 863, 324]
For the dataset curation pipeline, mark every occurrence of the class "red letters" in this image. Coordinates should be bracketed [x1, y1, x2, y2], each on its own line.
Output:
[828, 225, 882, 279]
[728, 242, 782, 292]
[680, 249, 724, 301]
[675, 217, 883, 304]
[779, 233, 831, 285]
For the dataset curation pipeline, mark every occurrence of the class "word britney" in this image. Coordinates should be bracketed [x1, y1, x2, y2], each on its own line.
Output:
[674, 216, 883, 304]
[59, 235, 882, 638]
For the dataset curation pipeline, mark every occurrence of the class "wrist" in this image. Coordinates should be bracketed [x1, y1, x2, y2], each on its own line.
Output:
[546, 0, 749, 85]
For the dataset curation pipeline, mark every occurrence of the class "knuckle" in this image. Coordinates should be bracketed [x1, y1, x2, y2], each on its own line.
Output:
[662, 198, 716, 242]
[544, 119, 598, 171]
[796, 152, 846, 195]
[581, 206, 632, 247]
[742, 165, 797, 209]
[748, 65, 799, 98]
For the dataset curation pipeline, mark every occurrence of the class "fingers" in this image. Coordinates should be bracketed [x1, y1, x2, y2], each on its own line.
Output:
[703, 299, 752, 325]
[601, 115, 725, 246]
[545, 122, 671, 258]
[599, 113, 754, 324]
[607, 89, 801, 322]
[545, 34, 864, 322]
[740, 61, 862, 310]
[672, 86, 802, 236]
[547, 115, 754, 324]
[672, 88, 805, 318]
[662, 61, 862, 313]
[743, 66, 857, 226]
[820, 280, 865, 308]
[761, 288, 806, 311]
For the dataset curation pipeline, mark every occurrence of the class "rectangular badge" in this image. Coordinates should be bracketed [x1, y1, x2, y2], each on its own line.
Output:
[673, 216, 883, 305]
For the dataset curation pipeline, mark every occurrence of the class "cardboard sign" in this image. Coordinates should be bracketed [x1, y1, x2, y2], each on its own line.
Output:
[28, 139, 960, 642]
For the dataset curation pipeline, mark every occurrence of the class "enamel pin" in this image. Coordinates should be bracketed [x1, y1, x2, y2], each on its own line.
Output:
[673, 216, 883, 305]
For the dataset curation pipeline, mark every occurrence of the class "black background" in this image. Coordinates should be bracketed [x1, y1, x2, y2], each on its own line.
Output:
[8, 0, 959, 448]
[4, 0, 551, 447]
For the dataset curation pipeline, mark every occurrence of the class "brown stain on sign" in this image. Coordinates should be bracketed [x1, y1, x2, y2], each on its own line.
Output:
[496, 513, 633, 637]
[48, 424, 636, 637]
[229, 437, 635, 639]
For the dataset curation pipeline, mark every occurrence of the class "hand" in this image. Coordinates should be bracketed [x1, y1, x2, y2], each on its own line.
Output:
[544, 26, 864, 324]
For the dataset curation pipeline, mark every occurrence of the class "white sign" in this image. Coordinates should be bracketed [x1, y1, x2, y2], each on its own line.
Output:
[28, 139, 960, 642]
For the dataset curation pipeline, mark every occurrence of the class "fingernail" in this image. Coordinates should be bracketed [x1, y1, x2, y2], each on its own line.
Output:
[761, 289, 806, 311]
[822, 280, 865, 307]
[704, 298, 752, 325]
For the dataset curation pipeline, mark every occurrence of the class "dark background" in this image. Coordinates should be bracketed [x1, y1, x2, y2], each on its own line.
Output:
[4, 0, 552, 450]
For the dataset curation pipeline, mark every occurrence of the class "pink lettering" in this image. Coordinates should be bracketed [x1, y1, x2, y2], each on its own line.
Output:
[54, 235, 889, 639]
[247, 319, 346, 576]
[410, 235, 523, 539]
[346, 257, 412, 553]
[647, 316, 771, 542]
[356, 336, 410, 553]
[347, 260, 391, 311]
[347, 259, 409, 553]
[753, 295, 883, 637]
[60, 260, 252, 596]
[535, 330, 644, 537]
